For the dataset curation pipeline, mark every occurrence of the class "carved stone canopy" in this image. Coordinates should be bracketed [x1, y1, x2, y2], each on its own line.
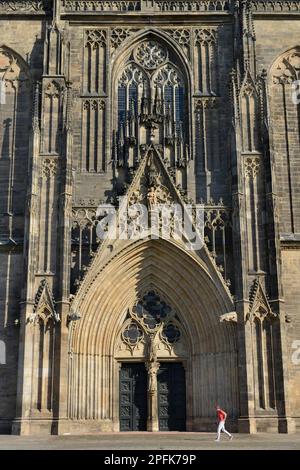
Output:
[247, 278, 277, 323]
[29, 279, 60, 326]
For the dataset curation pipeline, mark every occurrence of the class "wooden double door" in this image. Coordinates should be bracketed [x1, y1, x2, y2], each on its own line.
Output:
[119, 362, 186, 431]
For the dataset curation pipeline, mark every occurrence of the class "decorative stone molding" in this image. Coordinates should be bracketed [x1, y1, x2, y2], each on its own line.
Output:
[62, 0, 141, 11]
[110, 28, 132, 50]
[164, 28, 191, 57]
[73, 198, 105, 207]
[194, 28, 217, 45]
[85, 29, 107, 48]
[204, 205, 231, 229]
[61, 0, 232, 12]
[42, 158, 59, 178]
[244, 156, 260, 179]
[194, 97, 218, 111]
[0, 0, 52, 13]
[169, 28, 191, 46]
[251, 0, 300, 12]
[154, 0, 230, 11]
[83, 98, 105, 110]
[241, 79, 257, 98]
[44, 81, 61, 98]
[28, 279, 60, 325]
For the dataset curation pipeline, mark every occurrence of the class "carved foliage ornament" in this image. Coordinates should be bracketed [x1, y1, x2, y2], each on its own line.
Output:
[134, 41, 168, 70]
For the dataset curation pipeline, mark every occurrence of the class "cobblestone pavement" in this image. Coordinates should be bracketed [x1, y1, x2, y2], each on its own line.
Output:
[0, 433, 299, 450]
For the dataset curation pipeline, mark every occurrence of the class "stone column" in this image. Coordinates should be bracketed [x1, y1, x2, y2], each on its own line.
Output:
[146, 361, 160, 432]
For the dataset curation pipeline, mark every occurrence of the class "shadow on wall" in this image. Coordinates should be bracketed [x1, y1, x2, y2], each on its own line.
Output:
[0, 37, 46, 243]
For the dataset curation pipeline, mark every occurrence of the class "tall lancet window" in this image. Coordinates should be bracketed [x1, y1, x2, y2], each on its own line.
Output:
[114, 40, 188, 169]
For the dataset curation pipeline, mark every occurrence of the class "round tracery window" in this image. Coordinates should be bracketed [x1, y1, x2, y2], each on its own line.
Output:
[162, 323, 181, 344]
[134, 41, 168, 70]
[132, 290, 172, 330]
[122, 322, 143, 345]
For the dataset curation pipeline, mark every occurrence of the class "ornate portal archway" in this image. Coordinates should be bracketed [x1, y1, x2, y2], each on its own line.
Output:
[67, 233, 238, 433]
[115, 289, 190, 431]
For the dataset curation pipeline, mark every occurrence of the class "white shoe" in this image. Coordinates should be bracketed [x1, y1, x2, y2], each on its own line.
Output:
[229, 435, 233, 440]
[215, 439, 220, 442]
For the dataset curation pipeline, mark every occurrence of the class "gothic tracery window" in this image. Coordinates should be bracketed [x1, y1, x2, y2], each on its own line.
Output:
[114, 39, 188, 169]
[119, 291, 183, 353]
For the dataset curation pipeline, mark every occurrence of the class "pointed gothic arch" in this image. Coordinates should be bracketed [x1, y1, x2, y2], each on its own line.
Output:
[110, 29, 193, 175]
[110, 28, 193, 91]
[0, 45, 31, 242]
[268, 46, 300, 235]
[67, 235, 238, 429]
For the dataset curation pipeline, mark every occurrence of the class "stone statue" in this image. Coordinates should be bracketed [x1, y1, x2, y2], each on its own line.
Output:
[147, 186, 157, 210]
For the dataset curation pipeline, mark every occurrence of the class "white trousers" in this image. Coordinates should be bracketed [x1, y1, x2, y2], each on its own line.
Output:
[216, 420, 232, 440]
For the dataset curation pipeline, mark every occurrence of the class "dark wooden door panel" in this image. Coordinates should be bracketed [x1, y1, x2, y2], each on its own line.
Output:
[119, 363, 147, 431]
[157, 362, 186, 431]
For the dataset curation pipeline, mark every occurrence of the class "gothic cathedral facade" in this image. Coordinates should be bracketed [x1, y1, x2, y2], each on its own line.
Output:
[0, 0, 300, 435]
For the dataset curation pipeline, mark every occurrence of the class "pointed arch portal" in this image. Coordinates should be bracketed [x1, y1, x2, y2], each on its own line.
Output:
[68, 235, 238, 432]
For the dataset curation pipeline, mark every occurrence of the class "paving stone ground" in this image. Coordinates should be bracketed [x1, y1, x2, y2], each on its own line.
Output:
[0, 433, 299, 450]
